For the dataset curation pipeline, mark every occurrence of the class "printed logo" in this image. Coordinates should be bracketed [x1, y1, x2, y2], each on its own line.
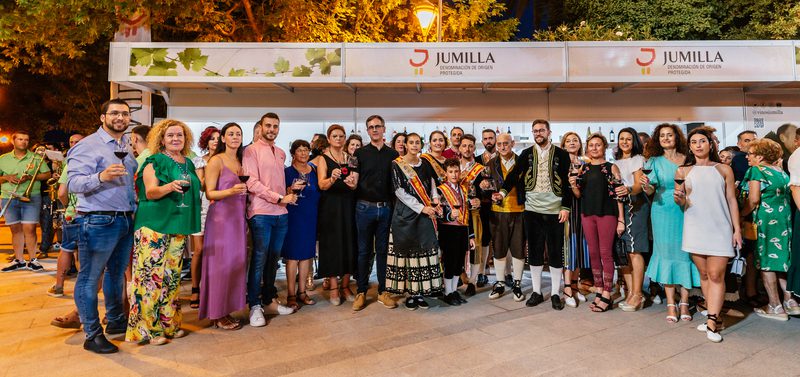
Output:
[636, 48, 656, 75]
[409, 49, 429, 76]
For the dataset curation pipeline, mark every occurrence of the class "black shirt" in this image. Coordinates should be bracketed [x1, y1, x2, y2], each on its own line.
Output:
[354, 143, 399, 202]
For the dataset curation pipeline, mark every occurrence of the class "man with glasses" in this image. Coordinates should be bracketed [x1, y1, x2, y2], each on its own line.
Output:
[67, 98, 137, 353]
[495, 119, 572, 311]
[352, 115, 399, 311]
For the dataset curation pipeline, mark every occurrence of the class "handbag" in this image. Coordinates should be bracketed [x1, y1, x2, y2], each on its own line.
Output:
[741, 220, 757, 241]
[613, 236, 630, 267]
[725, 246, 746, 293]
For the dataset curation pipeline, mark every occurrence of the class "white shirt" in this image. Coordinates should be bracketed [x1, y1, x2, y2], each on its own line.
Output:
[788, 149, 800, 186]
[615, 155, 645, 187]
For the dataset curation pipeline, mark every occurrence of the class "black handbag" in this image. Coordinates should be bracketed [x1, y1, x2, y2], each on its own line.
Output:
[613, 236, 629, 267]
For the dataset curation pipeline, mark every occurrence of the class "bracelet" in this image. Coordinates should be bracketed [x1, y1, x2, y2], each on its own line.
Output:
[618, 220, 625, 224]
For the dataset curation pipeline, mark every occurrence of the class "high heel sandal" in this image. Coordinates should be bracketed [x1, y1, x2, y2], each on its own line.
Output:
[190, 287, 200, 309]
[298, 291, 315, 305]
[286, 295, 299, 311]
[571, 280, 587, 302]
[666, 303, 678, 323]
[213, 316, 242, 331]
[621, 294, 644, 312]
[329, 288, 342, 306]
[591, 295, 613, 312]
[678, 302, 692, 321]
[564, 286, 578, 308]
[704, 313, 723, 343]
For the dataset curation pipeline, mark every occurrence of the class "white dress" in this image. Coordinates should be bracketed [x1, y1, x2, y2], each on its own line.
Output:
[681, 165, 734, 257]
[192, 155, 210, 236]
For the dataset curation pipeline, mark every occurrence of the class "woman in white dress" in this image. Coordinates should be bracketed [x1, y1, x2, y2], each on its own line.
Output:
[674, 128, 742, 343]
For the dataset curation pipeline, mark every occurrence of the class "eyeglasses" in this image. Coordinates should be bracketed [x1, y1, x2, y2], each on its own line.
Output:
[496, 142, 512, 146]
[532, 129, 549, 134]
[367, 125, 384, 130]
[106, 111, 131, 118]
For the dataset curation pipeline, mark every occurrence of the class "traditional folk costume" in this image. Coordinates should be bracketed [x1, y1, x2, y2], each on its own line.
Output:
[385, 157, 443, 299]
[486, 154, 527, 301]
[437, 181, 473, 304]
[460, 160, 489, 289]
[501, 143, 572, 308]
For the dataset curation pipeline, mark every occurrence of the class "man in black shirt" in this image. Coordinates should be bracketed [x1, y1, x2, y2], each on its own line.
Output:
[352, 115, 399, 311]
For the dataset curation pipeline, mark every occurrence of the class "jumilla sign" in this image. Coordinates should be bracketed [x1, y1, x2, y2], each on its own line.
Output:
[636, 47, 724, 76]
[343, 43, 566, 83]
[409, 49, 496, 76]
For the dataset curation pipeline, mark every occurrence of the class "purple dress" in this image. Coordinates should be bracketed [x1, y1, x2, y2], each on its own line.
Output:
[199, 166, 247, 320]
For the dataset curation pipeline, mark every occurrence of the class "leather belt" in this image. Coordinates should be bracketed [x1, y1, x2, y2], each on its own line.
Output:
[358, 200, 390, 208]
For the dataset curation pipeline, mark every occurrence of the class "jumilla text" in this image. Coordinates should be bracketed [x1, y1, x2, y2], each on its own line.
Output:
[662, 50, 723, 65]
[435, 52, 495, 67]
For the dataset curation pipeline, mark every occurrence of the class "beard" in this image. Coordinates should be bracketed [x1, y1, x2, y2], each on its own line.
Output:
[535, 136, 548, 146]
[105, 118, 128, 133]
[484, 144, 496, 153]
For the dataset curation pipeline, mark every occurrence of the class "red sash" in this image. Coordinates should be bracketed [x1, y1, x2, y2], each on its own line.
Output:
[394, 157, 433, 207]
[461, 162, 484, 186]
[438, 183, 468, 225]
[421, 153, 446, 181]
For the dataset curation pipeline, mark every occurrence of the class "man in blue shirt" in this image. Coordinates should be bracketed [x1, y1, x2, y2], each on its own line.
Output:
[67, 98, 137, 354]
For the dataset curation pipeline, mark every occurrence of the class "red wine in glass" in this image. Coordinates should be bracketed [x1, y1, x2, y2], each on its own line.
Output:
[179, 182, 191, 193]
[641, 169, 653, 175]
[238, 175, 250, 183]
[674, 178, 685, 186]
[114, 151, 128, 160]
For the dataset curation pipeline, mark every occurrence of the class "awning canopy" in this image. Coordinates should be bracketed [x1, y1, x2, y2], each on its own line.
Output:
[110, 40, 800, 95]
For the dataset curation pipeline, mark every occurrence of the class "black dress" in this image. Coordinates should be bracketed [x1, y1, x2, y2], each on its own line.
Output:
[316, 154, 357, 277]
[385, 158, 443, 295]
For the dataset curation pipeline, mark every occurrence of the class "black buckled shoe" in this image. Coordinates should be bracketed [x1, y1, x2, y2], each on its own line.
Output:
[465, 283, 476, 297]
[83, 334, 118, 354]
[526, 292, 544, 307]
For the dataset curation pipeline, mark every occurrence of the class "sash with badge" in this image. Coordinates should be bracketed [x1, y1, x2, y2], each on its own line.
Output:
[421, 153, 446, 183]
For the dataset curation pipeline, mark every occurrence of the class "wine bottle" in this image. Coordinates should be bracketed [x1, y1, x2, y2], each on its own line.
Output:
[609, 128, 616, 143]
[507, 125, 511, 134]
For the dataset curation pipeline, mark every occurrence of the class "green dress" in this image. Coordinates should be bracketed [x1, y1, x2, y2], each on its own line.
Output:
[134, 153, 201, 234]
[742, 166, 792, 272]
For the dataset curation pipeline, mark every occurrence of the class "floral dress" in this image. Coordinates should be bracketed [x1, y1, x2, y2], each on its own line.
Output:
[742, 165, 792, 272]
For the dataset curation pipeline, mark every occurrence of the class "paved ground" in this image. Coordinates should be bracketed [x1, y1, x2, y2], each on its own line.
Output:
[0, 228, 799, 376]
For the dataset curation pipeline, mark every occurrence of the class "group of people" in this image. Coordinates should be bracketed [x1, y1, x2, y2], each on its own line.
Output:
[3, 97, 800, 354]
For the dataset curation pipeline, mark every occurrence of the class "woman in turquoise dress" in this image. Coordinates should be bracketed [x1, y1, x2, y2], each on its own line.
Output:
[641, 123, 700, 324]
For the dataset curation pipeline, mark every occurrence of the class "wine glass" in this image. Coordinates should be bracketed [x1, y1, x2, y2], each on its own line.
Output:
[114, 140, 129, 175]
[612, 178, 626, 201]
[468, 185, 478, 210]
[296, 171, 308, 198]
[237, 168, 249, 196]
[177, 172, 191, 208]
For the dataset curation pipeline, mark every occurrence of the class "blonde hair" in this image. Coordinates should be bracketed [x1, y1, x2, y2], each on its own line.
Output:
[560, 131, 583, 156]
[148, 119, 194, 156]
[748, 138, 783, 164]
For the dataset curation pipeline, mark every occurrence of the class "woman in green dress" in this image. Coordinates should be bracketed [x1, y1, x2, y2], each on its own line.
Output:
[741, 138, 799, 320]
[126, 119, 201, 345]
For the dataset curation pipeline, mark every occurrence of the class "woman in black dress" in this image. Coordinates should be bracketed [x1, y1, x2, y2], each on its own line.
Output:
[316, 124, 358, 306]
[386, 133, 444, 310]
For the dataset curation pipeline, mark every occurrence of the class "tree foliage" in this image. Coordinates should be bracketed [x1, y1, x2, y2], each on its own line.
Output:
[0, 0, 517, 137]
[533, 0, 800, 41]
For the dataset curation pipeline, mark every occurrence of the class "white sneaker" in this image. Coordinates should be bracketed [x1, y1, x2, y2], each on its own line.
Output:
[249, 305, 266, 327]
[706, 330, 723, 343]
[276, 303, 294, 316]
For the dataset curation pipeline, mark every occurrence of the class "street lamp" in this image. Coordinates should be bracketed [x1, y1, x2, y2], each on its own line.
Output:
[413, 0, 442, 42]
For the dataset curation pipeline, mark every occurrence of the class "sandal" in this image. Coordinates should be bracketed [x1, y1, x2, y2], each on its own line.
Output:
[705, 313, 723, 343]
[298, 291, 315, 305]
[286, 295, 299, 311]
[322, 277, 331, 290]
[678, 302, 692, 321]
[591, 295, 613, 312]
[665, 303, 678, 323]
[190, 287, 200, 309]
[621, 294, 644, 312]
[213, 316, 242, 331]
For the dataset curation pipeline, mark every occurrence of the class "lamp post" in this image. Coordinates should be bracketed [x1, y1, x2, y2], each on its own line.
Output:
[414, 0, 442, 42]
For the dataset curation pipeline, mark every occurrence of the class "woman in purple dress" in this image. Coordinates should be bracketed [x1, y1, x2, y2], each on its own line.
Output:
[199, 123, 248, 330]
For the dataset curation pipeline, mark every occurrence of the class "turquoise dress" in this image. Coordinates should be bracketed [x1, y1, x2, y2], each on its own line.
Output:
[644, 156, 701, 287]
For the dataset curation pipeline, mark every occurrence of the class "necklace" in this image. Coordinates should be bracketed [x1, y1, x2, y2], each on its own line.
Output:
[163, 152, 189, 176]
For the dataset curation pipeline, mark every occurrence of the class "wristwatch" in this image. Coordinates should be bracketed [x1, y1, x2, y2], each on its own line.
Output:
[278, 195, 284, 203]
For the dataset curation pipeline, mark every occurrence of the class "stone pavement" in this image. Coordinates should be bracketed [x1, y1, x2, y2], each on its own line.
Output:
[1, 243, 799, 376]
